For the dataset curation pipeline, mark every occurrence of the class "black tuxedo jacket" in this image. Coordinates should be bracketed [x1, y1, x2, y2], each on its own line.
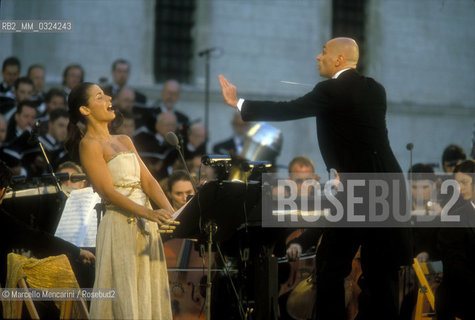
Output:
[436, 201, 475, 318]
[242, 69, 413, 266]
[241, 69, 401, 173]
[213, 137, 237, 155]
[133, 105, 190, 136]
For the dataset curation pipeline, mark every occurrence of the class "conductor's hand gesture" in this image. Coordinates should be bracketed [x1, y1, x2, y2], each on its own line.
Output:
[218, 75, 238, 108]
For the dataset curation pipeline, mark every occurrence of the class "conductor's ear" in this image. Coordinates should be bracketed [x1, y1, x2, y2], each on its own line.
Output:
[336, 55, 344, 66]
[79, 106, 90, 116]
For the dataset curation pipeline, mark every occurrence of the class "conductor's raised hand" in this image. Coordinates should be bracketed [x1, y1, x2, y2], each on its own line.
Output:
[218, 75, 238, 108]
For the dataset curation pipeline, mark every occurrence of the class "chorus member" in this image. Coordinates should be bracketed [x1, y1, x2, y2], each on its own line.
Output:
[110, 109, 135, 138]
[408, 164, 441, 264]
[436, 159, 475, 320]
[213, 112, 250, 156]
[184, 122, 206, 160]
[36, 88, 67, 122]
[2, 77, 34, 122]
[103, 59, 147, 106]
[4, 100, 36, 143]
[137, 79, 190, 135]
[441, 144, 466, 174]
[66, 82, 175, 319]
[0, 57, 20, 95]
[62, 64, 84, 99]
[454, 159, 475, 201]
[112, 86, 135, 114]
[27, 64, 46, 102]
[219, 37, 411, 320]
[38, 108, 70, 167]
[134, 111, 178, 179]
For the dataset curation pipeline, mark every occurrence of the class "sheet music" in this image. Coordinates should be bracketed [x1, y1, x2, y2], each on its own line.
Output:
[171, 198, 192, 220]
[55, 187, 101, 247]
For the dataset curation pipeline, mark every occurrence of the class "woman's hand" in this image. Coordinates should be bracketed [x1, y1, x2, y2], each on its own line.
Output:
[79, 249, 96, 265]
[146, 208, 179, 233]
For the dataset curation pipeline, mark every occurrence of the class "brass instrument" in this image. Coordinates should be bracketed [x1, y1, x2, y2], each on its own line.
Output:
[229, 122, 283, 181]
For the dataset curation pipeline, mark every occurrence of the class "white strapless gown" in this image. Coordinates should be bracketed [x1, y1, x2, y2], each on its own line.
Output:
[90, 151, 172, 319]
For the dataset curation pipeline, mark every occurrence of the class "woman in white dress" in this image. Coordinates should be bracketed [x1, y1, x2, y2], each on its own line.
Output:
[66, 82, 175, 319]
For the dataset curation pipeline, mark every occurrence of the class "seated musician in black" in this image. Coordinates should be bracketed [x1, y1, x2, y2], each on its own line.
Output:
[436, 160, 475, 320]
[0, 159, 95, 289]
[283, 156, 323, 261]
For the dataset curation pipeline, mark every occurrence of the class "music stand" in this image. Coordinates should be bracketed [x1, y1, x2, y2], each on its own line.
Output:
[169, 179, 261, 320]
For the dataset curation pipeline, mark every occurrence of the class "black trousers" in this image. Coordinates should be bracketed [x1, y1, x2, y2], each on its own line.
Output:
[314, 228, 402, 320]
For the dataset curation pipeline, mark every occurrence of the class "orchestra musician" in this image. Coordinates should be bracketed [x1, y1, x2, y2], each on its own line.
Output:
[0, 159, 95, 289]
[436, 160, 475, 319]
[219, 37, 412, 320]
[163, 170, 207, 319]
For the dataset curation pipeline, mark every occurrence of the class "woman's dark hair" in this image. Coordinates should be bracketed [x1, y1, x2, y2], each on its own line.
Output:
[65, 82, 95, 163]
[45, 87, 66, 104]
[408, 163, 436, 181]
[167, 170, 191, 192]
[2, 56, 20, 72]
[454, 159, 475, 175]
[441, 144, 466, 167]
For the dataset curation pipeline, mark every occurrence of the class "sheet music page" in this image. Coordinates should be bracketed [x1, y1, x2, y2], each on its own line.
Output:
[171, 197, 192, 220]
[54, 187, 102, 247]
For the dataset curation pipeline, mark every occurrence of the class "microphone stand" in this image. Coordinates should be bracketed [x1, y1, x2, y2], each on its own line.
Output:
[198, 48, 215, 150]
[407, 143, 414, 174]
[172, 141, 198, 194]
[168, 132, 246, 319]
[38, 141, 69, 199]
[403, 142, 414, 300]
[29, 125, 69, 200]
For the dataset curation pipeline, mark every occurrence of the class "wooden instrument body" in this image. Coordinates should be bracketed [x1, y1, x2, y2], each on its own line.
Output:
[164, 239, 208, 320]
[280, 230, 362, 320]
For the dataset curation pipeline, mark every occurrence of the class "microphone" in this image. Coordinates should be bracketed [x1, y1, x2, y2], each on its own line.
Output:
[70, 173, 88, 183]
[166, 131, 180, 148]
[166, 131, 197, 193]
[406, 143, 414, 151]
[198, 47, 216, 57]
[27, 121, 41, 146]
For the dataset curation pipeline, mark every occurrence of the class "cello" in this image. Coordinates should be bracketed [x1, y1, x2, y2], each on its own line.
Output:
[280, 230, 362, 320]
[164, 238, 209, 320]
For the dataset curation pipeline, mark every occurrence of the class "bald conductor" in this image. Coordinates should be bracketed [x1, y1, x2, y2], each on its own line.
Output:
[219, 37, 411, 320]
